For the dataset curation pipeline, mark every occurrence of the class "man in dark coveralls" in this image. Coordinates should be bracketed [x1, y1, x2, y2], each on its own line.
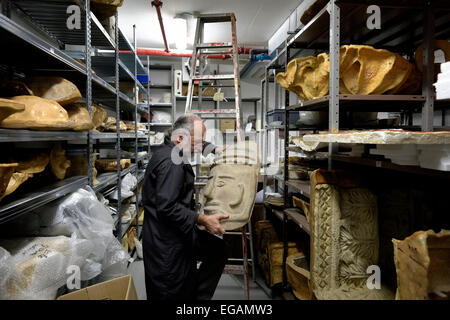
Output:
[142, 114, 229, 300]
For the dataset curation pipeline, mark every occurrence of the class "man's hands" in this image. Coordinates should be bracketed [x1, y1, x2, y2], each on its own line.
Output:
[215, 145, 228, 154]
[197, 213, 229, 235]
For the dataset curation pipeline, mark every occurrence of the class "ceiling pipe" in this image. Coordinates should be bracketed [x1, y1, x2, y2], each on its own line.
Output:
[135, 48, 191, 57]
[151, 0, 170, 53]
[131, 46, 264, 60]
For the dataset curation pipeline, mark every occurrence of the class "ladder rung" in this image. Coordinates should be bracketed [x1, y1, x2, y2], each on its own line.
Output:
[194, 109, 236, 114]
[197, 42, 233, 49]
[199, 13, 233, 23]
[201, 84, 238, 88]
[228, 258, 253, 262]
[193, 74, 235, 81]
[201, 51, 233, 56]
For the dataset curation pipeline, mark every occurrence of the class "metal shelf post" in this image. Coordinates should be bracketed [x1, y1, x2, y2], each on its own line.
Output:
[85, 0, 94, 188]
[328, 0, 340, 170]
[133, 24, 139, 236]
[422, 5, 435, 132]
[147, 56, 151, 155]
[282, 43, 290, 289]
[114, 12, 123, 239]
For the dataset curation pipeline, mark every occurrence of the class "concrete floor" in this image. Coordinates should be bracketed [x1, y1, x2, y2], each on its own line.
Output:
[127, 258, 273, 301]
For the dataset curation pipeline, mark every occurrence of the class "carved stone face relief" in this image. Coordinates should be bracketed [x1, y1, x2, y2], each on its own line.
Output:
[199, 141, 260, 231]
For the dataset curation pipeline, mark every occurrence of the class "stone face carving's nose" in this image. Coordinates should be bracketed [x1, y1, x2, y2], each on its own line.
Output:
[203, 176, 215, 200]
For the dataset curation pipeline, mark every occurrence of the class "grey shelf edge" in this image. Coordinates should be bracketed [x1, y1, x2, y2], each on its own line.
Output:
[0, 129, 88, 142]
[137, 171, 146, 184]
[92, 133, 147, 139]
[0, 176, 88, 224]
[94, 164, 138, 194]
[284, 209, 311, 235]
[10, 0, 116, 50]
[137, 104, 150, 113]
[0, 12, 85, 72]
[176, 96, 261, 102]
[116, 212, 138, 233]
[149, 103, 173, 108]
[150, 123, 172, 127]
[117, 60, 147, 94]
[93, 173, 118, 193]
[286, 95, 427, 111]
[285, 180, 311, 198]
[118, 28, 135, 54]
[121, 164, 137, 177]
[0, 13, 133, 110]
[150, 84, 172, 89]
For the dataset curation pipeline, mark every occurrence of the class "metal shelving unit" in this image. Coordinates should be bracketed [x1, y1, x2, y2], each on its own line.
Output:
[0, 129, 88, 142]
[261, 0, 450, 295]
[0, 1, 149, 245]
[147, 64, 175, 146]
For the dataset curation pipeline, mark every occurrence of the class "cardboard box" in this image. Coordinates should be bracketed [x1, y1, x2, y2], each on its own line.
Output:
[220, 119, 236, 131]
[57, 275, 138, 300]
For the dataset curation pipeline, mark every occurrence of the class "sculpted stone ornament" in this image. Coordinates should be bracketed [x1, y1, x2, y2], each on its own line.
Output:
[0, 96, 71, 130]
[101, 117, 127, 132]
[198, 141, 260, 231]
[50, 145, 71, 180]
[95, 158, 131, 172]
[0, 152, 50, 201]
[276, 45, 420, 101]
[340, 45, 416, 95]
[25, 77, 81, 106]
[276, 54, 330, 101]
[303, 130, 450, 145]
[286, 252, 314, 300]
[0, 163, 18, 199]
[310, 169, 394, 300]
[393, 229, 450, 300]
[0, 172, 33, 201]
[0, 98, 25, 122]
[92, 104, 107, 131]
[64, 103, 94, 131]
[15, 153, 49, 175]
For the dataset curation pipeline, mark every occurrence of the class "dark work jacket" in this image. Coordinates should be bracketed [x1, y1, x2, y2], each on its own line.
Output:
[142, 136, 199, 299]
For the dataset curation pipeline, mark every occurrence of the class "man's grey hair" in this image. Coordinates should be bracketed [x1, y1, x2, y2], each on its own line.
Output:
[166, 114, 202, 138]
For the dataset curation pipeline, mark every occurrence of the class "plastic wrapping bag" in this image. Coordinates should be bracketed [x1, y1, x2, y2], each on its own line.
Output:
[151, 110, 172, 123]
[134, 237, 143, 260]
[110, 173, 137, 200]
[150, 132, 165, 145]
[0, 247, 14, 290]
[96, 236, 129, 282]
[255, 186, 275, 203]
[0, 234, 94, 300]
[0, 186, 130, 298]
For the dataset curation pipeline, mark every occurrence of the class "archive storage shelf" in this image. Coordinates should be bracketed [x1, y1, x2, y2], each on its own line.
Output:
[147, 64, 175, 144]
[260, 0, 450, 296]
[0, 0, 150, 242]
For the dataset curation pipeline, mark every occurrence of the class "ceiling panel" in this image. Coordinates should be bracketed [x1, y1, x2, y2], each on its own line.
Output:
[118, 0, 301, 49]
